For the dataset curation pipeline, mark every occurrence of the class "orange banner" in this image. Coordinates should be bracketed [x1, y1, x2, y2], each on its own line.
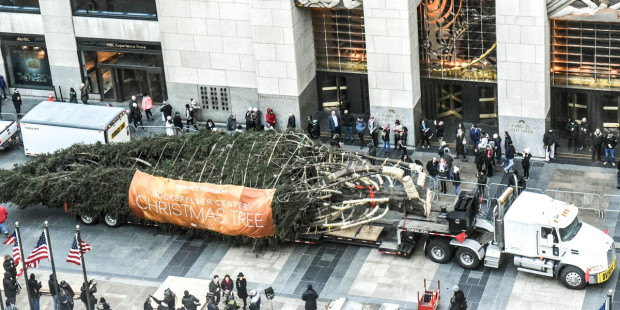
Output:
[128, 170, 276, 238]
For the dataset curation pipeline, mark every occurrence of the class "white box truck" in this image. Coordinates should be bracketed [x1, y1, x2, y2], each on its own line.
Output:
[20, 102, 130, 156]
[0, 118, 19, 151]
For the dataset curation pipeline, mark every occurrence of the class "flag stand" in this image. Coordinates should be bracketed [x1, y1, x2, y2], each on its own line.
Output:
[44, 221, 60, 306]
[15, 222, 33, 310]
[76, 225, 92, 310]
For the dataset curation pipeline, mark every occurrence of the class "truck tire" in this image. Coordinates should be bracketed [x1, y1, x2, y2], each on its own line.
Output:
[79, 213, 98, 225]
[427, 238, 453, 264]
[560, 266, 587, 290]
[456, 247, 481, 269]
[103, 214, 121, 228]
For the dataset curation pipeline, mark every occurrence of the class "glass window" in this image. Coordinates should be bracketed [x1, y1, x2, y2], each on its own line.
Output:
[73, 0, 157, 19]
[4, 45, 52, 89]
[418, 0, 497, 82]
[0, 0, 40, 13]
[559, 218, 582, 242]
[83, 51, 99, 94]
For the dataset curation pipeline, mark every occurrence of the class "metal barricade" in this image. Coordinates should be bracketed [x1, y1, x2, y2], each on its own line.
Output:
[131, 125, 186, 138]
[545, 189, 605, 218]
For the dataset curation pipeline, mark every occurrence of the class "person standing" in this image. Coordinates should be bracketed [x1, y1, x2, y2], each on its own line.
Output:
[160, 101, 173, 121]
[522, 148, 532, 180]
[173, 112, 184, 135]
[456, 129, 467, 161]
[381, 124, 391, 155]
[301, 284, 319, 310]
[28, 274, 42, 310]
[4, 272, 18, 306]
[504, 141, 516, 173]
[309, 120, 321, 140]
[306, 115, 313, 135]
[398, 128, 408, 155]
[476, 171, 487, 196]
[80, 280, 97, 310]
[130, 103, 144, 129]
[543, 129, 556, 162]
[417, 120, 431, 149]
[342, 110, 354, 143]
[97, 297, 111, 310]
[566, 118, 579, 152]
[182, 290, 200, 310]
[144, 297, 154, 310]
[227, 114, 237, 135]
[426, 157, 439, 190]
[484, 144, 494, 177]
[452, 166, 461, 195]
[604, 131, 617, 167]
[356, 117, 366, 149]
[221, 275, 234, 298]
[434, 120, 445, 144]
[209, 275, 221, 305]
[438, 157, 450, 194]
[474, 145, 484, 173]
[579, 117, 591, 151]
[49, 274, 59, 310]
[503, 131, 512, 166]
[265, 108, 276, 130]
[11, 89, 21, 115]
[165, 117, 174, 136]
[253, 107, 263, 131]
[236, 273, 248, 310]
[3, 256, 15, 278]
[367, 116, 379, 148]
[592, 128, 604, 162]
[185, 104, 198, 131]
[191, 99, 201, 123]
[493, 133, 502, 167]
[287, 113, 296, 130]
[248, 290, 261, 310]
[470, 124, 481, 150]
[393, 120, 403, 149]
[328, 110, 341, 137]
[450, 285, 467, 310]
[59, 287, 74, 310]
[0, 75, 6, 100]
[0, 205, 8, 237]
[245, 107, 254, 131]
[142, 93, 153, 121]
[80, 83, 89, 104]
[68, 88, 78, 103]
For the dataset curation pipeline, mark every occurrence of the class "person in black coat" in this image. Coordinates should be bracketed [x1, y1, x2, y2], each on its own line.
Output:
[160, 101, 173, 120]
[209, 275, 221, 305]
[566, 118, 579, 151]
[49, 274, 59, 310]
[426, 158, 439, 190]
[401, 153, 413, 176]
[476, 171, 487, 197]
[456, 129, 467, 161]
[144, 297, 154, 310]
[11, 89, 21, 115]
[173, 112, 184, 134]
[493, 133, 502, 166]
[182, 290, 200, 310]
[236, 273, 248, 310]
[130, 102, 144, 128]
[521, 148, 532, 180]
[592, 129, 604, 162]
[474, 145, 484, 173]
[434, 120, 445, 143]
[579, 117, 591, 151]
[301, 284, 319, 310]
[3, 272, 18, 306]
[98, 297, 111, 310]
[287, 113, 296, 129]
[27, 273, 42, 310]
[227, 114, 237, 134]
[604, 130, 618, 167]
[3, 256, 16, 278]
[309, 120, 321, 140]
[59, 289, 74, 310]
[450, 285, 466, 310]
[543, 129, 556, 162]
[80, 280, 97, 310]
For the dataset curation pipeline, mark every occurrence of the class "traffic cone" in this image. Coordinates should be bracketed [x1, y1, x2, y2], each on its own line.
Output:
[48, 93, 53, 101]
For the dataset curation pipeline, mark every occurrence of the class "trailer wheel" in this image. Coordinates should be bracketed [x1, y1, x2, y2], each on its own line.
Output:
[427, 238, 453, 264]
[103, 214, 121, 228]
[560, 266, 587, 290]
[456, 247, 480, 269]
[79, 213, 98, 225]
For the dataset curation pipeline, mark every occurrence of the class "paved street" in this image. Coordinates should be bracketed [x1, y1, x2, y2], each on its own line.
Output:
[0, 97, 619, 309]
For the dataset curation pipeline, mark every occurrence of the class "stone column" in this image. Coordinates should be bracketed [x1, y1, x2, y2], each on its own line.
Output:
[39, 0, 83, 99]
[496, 0, 550, 157]
[365, 0, 421, 135]
[249, 0, 317, 130]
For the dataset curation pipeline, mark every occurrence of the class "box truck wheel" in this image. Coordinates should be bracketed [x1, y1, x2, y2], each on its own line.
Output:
[427, 238, 453, 264]
[560, 266, 587, 290]
[79, 213, 98, 225]
[104, 214, 121, 228]
[456, 247, 480, 269]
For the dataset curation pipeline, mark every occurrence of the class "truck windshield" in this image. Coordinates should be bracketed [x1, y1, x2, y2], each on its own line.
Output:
[559, 218, 582, 242]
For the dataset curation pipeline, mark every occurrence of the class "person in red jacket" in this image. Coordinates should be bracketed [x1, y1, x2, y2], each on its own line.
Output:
[265, 108, 277, 130]
[0, 205, 7, 237]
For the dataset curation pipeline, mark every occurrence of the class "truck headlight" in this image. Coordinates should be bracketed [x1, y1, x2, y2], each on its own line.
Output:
[589, 265, 605, 273]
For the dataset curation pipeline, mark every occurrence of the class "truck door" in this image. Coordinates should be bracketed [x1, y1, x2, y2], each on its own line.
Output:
[538, 227, 560, 258]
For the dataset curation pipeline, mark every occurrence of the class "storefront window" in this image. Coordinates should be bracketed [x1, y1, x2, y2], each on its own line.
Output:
[2, 43, 52, 89]
[418, 0, 497, 82]
[0, 0, 40, 13]
[72, 0, 156, 19]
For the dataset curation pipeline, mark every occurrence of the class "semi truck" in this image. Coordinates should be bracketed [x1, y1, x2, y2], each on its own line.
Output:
[0, 116, 19, 150]
[297, 187, 615, 289]
[20, 101, 130, 156]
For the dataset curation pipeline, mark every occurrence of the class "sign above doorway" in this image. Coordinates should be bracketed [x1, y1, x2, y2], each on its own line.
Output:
[294, 0, 363, 9]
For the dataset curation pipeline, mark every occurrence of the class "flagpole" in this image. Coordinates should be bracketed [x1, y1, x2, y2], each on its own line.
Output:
[15, 222, 34, 310]
[76, 225, 92, 310]
[44, 221, 60, 304]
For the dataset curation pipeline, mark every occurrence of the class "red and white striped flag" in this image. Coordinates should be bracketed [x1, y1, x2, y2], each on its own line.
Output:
[66, 235, 91, 266]
[5, 231, 23, 277]
[3, 231, 16, 245]
[25, 232, 49, 269]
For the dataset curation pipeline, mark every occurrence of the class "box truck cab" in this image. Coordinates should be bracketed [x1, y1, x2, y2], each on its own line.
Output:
[497, 191, 615, 289]
[20, 101, 130, 156]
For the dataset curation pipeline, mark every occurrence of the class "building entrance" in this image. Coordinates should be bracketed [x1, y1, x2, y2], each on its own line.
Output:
[317, 71, 369, 114]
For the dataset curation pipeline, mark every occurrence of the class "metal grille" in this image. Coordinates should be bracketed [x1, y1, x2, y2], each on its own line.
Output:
[199, 86, 230, 111]
[551, 20, 620, 90]
[312, 8, 367, 73]
[418, 0, 497, 82]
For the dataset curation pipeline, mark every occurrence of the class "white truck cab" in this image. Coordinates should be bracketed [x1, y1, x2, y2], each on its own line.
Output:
[498, 191, 615, 289]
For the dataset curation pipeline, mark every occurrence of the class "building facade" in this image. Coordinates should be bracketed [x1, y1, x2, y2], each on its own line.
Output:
[2, 0, 620, 157]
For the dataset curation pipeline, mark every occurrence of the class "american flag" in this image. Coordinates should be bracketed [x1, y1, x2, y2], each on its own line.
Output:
[66, 235, 91, 266]
[3, 231, 16, 245]
[25, 232, 48, 269]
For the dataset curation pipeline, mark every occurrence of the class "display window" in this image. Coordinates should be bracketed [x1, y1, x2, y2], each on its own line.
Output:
[1, 35, 52, 89]
[0, 0, 40, 13]
[72, 0, 157, 19]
